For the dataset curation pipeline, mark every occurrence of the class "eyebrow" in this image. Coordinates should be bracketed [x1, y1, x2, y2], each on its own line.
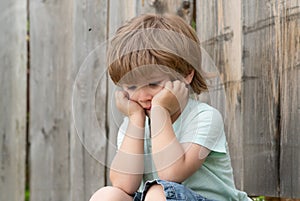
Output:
[122, 78, 164, 87]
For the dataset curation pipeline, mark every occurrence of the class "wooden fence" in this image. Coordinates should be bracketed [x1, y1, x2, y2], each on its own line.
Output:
[0, 0, 299, 200]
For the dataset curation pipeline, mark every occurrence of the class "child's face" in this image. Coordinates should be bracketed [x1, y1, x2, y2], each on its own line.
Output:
[121, 72, 171, 114]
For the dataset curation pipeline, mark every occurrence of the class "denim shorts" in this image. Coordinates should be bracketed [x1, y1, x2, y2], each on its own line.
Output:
[133, 179, 218, 201]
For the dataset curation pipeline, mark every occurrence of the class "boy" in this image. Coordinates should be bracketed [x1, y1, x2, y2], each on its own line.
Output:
[90, 13, 251, 201]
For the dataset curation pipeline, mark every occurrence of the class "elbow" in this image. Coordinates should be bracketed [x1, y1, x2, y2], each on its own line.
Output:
[111, 180, 136, 195]
[157, 170, 184, 183]
[110, 170, 141, 195]
[157, 163, 191, 183]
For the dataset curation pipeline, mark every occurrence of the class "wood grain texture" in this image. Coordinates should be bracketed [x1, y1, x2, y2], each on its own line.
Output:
[0, 1, 27, 201]
[242, 0, 280, 196]
[29, 0, 73, 200]
[278, 0, 300, 198]
[196, 0, 299, 197]
[106, 0, 138, 185]
[145, 0, 193, 24]
[71, 0, 108, 200]
[196, 0, 245, 190]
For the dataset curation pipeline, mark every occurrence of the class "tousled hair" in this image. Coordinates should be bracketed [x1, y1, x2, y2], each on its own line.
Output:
[107, 13, 207, 94]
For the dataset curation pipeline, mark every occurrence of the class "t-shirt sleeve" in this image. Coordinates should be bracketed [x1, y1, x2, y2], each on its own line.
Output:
[178, 104, 227, 153]
[116, 117, 129, 149]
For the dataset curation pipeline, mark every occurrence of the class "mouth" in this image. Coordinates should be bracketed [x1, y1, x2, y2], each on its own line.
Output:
[142, 104, 151, 110]
[144, 107, 151, 111]
[144, 107, 151, 117]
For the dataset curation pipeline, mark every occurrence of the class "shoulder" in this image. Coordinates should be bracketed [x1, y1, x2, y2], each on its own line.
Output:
[182, 99, 224, 126]
[176, 99, 227, 152]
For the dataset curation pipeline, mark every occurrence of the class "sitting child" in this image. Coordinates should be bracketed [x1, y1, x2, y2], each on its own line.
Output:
[90, 13, 252, 201]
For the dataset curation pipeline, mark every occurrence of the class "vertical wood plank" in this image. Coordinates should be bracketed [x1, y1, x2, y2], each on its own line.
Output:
[71, 0, 108, 200]
[279, 0, 300, 198]
[136, 0, 156, 15]
[242, 0, 280, 196]
[196, 0, 245, 190]
[0, 1, 27, 201]
[29, 0, 73, 200]
[106, 0, 138, 185]
[108, 0, 137, 37]
[143, 0, 193, 24]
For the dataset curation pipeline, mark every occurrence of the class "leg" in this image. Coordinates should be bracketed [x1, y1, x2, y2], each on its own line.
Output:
[144, 184, 166, 201]
[89, 186, 133, 201]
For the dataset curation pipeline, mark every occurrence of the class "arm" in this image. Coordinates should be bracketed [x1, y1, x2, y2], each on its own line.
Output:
[110, 91, 145, 194]
[150, 81, 210, 182]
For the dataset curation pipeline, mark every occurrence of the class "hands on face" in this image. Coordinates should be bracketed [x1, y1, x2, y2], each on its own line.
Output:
[115, 80, 189, 118]
[115, 90, 145, 118]
[152, 80, 189, 115]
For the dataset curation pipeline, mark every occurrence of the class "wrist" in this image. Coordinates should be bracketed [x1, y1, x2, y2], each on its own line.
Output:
[128, 111, 146, 128]
[150, 105, 170, 138]
[151, 105, 169, 113]
[151, 101, 170, 114]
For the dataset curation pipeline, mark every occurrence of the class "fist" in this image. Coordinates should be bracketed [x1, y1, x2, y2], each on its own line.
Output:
[151, 80, 189, 115]
[115, 90, 145, 117]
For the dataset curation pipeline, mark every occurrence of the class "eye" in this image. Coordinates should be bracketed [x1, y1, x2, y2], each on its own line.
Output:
[148, 81, 161, 87]
[126, 85, 137, 90]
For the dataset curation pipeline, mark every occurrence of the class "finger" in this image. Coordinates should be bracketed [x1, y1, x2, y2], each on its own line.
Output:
[172, 80, 182, 85]
[170, 80, 185, 95]
[173, 81, 188, 100]
[116, 90, 129, 99]
[164, 81, 173, 90]
[172, 80, 183, 90]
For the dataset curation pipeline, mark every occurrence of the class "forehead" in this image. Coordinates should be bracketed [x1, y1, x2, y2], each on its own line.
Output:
[117, 65, 182, 86]
[121, 71, 170, 87]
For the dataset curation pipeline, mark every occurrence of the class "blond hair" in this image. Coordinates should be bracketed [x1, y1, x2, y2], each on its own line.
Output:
[107, 13, 207, 94]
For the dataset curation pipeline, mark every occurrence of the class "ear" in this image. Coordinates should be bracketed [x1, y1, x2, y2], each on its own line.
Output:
[184, 70, 194, 84]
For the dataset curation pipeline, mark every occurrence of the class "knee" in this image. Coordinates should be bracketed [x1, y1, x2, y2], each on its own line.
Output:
[144, 184, 166, 201]
[89, 186, 128, 201]
[89, 186, 114, 201]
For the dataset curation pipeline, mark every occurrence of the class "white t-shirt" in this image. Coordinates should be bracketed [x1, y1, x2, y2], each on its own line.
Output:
[117, 98, 252, 201]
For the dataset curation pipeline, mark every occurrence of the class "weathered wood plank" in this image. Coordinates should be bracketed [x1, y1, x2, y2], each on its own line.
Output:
[106, 0, 138, 185]
[0, 1, 27, 201]
[29, 0, 73, 200]
[71, 0, 108, 200]
[196, 0, 245, 190]
[144, 0, 193, 24]
[242, 0, 280, 196]
[136, 0, 156, 15]
[108, 0, 137, 37]
[279, 1, 300, 198]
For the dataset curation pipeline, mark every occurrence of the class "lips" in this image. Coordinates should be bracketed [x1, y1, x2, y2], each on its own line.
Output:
[144, 106, 151, 110]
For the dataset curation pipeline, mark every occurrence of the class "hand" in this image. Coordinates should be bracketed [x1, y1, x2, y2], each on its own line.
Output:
[151, 80, 189, 115]
[115, 90, 145, 118]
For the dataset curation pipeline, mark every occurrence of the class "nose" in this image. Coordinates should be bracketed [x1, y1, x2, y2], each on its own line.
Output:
[132, 87, 152, 104]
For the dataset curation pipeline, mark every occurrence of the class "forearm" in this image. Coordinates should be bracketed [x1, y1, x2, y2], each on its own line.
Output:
[110, 117, 145, 194]
[150, 106, 187, 182]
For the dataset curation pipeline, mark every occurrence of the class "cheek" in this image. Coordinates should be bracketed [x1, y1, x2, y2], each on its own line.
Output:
[130, 93, 139, 101]
[124, 90, 136, 101]
[152, 86, 164, 96]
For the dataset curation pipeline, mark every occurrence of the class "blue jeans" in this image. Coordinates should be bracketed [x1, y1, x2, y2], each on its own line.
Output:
[133, 179, 218, 201]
